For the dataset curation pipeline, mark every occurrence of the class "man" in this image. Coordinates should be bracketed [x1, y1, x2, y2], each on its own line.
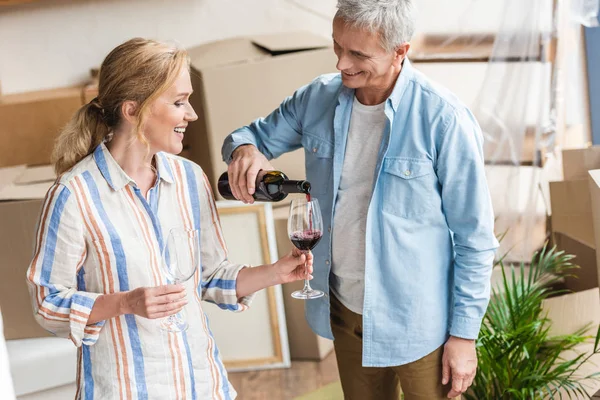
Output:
[222, 0, 498, 398]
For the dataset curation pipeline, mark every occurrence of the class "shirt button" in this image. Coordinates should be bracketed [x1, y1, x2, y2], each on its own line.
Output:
[325, 260, 330, 265]
[312, 147, 318, 153]
[404, 170, 411, 176]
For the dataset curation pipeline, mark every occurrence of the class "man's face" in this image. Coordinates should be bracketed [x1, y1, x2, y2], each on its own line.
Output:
[332, 17, 405, 92]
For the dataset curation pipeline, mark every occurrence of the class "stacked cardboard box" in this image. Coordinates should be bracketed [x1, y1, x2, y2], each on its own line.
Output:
[549, 146, 600, 292]
[0, 81, 97, 340]
[184, 32, 338, 194]
[0, 165, 55, 339]
[0, 84, 97, 168]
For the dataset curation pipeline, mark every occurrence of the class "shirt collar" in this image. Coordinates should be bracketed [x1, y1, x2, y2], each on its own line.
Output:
[155, 152, 175, 184]
[93, 143, 174, 191]
[387, 57, 413, 112]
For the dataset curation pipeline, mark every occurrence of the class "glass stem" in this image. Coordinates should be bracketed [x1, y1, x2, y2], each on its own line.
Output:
[302, 251, 312, 292]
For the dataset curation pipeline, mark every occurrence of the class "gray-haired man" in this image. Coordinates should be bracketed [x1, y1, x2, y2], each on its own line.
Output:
[222, 1, 498, 398]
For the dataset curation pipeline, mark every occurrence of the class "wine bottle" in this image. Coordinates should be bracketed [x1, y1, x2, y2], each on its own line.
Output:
[217, 170, 311, 202]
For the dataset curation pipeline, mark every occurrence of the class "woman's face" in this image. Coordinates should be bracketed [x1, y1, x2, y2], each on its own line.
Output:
[143, 67, 198, 155]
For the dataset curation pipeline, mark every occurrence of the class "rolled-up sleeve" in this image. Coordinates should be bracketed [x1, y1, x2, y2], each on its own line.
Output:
[26, 183, 104, 347]
[436, 109, 499, 340]
[198, 174, 254, 312]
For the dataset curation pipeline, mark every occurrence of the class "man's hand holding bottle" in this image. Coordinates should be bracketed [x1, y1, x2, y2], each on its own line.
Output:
[227, 145, 274, 203]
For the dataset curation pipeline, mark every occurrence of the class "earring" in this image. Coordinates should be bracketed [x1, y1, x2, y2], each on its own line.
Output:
[104, 131, 114, 143]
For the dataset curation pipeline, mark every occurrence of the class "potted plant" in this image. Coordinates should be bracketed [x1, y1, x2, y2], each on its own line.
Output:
[464, 245, 600, 399]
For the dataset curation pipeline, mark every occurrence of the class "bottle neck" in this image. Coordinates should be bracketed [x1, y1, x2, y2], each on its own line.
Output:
[281, 180, 311, 194]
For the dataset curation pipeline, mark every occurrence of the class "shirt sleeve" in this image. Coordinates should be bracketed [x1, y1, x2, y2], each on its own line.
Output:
[436, 109, 500, 340]
[197, 173, 255, 312]
[26, 183, 105, 347]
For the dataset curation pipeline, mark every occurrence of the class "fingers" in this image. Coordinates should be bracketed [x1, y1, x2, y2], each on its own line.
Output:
[154, 284, 185, 296]
[447, 375, 463, 398]
[145, 297, 188, 318]
[237, 167, 251, 203]
[446, 369, 474, 398]
[441, 357, 450, 385]
[461, 376, 471, 394]
[227, 164, 241, 201]
[148, 291, 187, 306]
[229, 146, 260, 204]
[246, 165, 262, 197]
[148, 302, 187, 319]
[305, 251, 314, 266]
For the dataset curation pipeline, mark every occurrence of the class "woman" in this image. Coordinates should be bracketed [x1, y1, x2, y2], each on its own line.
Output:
[26, 38, 312, 399]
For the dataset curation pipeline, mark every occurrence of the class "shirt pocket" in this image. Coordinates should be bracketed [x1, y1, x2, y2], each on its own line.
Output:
[302, 134, 334, 196]
[381, 158, 436, 219]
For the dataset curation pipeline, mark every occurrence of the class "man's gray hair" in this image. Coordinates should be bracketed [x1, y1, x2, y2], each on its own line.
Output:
[335, 0, 417, 52]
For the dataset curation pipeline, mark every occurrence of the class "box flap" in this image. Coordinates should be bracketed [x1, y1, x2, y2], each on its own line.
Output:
[188, 32, 331, 71]
[589, 169, 600, 189]
[250, 32, 330, 55]
[553, 232, 597, 292]
[563, 146, 600, 180]
[0, 164, 55, 201]
[188, 38, 269, 70]
[14, 165, 55, 185]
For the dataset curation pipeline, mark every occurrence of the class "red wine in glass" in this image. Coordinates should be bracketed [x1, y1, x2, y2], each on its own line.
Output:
[288, 197, 324, 300]
[290, 230, 322, 251]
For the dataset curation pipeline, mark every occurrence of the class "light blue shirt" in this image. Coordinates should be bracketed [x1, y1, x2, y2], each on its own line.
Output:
[222, 59, 499, 367]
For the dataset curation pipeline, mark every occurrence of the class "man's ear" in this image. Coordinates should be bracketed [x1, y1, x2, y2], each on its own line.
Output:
[393, 42, 411, 67]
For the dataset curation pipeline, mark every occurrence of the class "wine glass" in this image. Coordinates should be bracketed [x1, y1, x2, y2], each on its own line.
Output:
[160, 227, 200, 332]
[288, 197, 324, 299]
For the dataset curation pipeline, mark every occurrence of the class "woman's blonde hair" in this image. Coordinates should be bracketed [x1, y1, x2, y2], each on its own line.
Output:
[52, 38, 190, 175]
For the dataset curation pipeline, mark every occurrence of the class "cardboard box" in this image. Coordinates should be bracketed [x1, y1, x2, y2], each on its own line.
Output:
[273, 205, 334, 361]
[0, 165, 55, 339]
[543, 288, 600, 397]
[563, 146, 600, 180]
[549, 179, 594, 246]
[185, 32, 338, 194]
[0, 85, 97, 168]
[548, 147, 600, 292]
[588, 170, 600, 289]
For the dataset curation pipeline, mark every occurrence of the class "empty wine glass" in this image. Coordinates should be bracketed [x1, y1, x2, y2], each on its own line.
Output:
[160, 227, 200, 332]
[288, 197, 324, 300]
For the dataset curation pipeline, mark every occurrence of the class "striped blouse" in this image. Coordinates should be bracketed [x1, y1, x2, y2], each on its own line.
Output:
[26, 143, 252, 399]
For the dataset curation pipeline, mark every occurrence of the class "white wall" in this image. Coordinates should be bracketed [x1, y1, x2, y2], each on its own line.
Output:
[0, 0, 513, 95]
[0, 0, 337, 94]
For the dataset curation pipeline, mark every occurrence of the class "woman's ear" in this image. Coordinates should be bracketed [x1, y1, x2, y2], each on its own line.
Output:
[120, 100, 138, 124]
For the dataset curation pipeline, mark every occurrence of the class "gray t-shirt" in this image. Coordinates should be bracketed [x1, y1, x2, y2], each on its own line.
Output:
[330, 96, 386, 315]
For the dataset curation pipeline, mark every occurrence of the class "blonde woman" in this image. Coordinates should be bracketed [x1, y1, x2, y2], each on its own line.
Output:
[26, 38, 312, 399]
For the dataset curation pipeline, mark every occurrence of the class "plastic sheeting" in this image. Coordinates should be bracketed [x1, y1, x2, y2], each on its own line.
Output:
[414, 0, 598, 261]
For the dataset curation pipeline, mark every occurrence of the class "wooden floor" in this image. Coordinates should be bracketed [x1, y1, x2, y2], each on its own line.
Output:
[228, 350, 340, 400]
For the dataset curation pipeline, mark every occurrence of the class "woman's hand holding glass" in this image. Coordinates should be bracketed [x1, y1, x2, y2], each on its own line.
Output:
[121, 284, 187, 319]
[273, 248, 314, 285]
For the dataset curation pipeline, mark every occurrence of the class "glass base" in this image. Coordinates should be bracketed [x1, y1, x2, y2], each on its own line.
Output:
[160, 314, 189, 332]
[291, 288, 325, 300]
